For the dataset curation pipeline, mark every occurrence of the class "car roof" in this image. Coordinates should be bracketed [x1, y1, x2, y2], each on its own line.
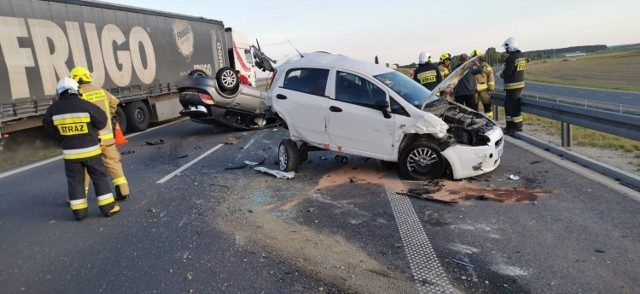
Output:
[277, 52, 394, 76]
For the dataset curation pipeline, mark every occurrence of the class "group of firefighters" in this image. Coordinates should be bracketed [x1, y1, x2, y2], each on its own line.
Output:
[43, 67, 129, 221]
[413, 36, 526, 134]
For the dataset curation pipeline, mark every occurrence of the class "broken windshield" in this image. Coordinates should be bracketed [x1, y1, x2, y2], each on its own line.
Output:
[374, 71, 437, 108]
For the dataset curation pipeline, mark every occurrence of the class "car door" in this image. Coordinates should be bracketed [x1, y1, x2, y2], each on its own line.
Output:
[273, 67, 330, 145]
[327, 70, 395, 157]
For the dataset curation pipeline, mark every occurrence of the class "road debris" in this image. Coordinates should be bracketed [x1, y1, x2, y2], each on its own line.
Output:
[176, 155, 189, 159]
[225, 135, 242, 144]
[225, 153, 267, 170]
[335, 155, 348, 163]
[509, 175, 520, 180]
[254, 167, 295, 179]
[120, 150, 135, 155]
[145, 139, 165, 145]
[453, 259, 475, 268]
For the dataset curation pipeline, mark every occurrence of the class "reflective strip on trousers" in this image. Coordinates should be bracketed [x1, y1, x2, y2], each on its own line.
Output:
[112, 177, 127, 186]
[504, 81, 525, 90]
[70, 198, 88, 210]
[476, 83, 488, 91]
[97, 193, 115, 206]
[506, 116, 523, 123]
[62, 145, 102, 160]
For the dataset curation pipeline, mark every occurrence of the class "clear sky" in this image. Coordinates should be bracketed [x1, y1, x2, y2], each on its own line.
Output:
[104, 0, 640, 65]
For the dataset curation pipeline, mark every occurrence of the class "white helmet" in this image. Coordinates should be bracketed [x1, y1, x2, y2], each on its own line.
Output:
[56, 77, 79, 95]
[503, 37, 519, 52]
[418, 51, 431, 64]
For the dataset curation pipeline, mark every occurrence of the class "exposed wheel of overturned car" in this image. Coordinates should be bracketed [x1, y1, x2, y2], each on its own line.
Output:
[278, 139, 300, 172]
[398, 142, 445, 180]
[215, 66, 240, 94]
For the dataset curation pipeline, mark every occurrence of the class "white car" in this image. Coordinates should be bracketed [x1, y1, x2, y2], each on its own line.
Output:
[267, 52, 504, 180]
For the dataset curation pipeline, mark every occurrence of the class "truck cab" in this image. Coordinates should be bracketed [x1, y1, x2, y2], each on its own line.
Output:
[225, 28, 256, 86]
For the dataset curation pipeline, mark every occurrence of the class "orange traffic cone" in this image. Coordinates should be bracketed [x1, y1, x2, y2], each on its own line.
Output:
[114, 122, 128, 145]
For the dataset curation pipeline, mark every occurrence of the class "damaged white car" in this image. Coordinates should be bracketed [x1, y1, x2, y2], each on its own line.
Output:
[268, 52, 504, 180]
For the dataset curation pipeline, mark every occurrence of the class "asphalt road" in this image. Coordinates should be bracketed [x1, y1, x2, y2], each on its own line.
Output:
[492, 67, 640, 108]
[1, 119, 639, 293]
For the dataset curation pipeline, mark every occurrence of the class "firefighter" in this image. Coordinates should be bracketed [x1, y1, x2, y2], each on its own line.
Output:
[470, 49, 495, 117]
[70, 66, 129, 201]
[413, 52, 442, 90]
[438, 52, 452, 79]
[438, 53, 454, 100]
[500, 37, 525, 134]
[43, 77, 120, 221]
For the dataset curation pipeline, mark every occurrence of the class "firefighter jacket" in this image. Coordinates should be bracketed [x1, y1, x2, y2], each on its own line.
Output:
[438, 63, 450, 79]
[475, 61, 495, 92]
[413, 62, 442, 90]
[454, 63, 483, 96]
[500, 50, 525, 90]
[43, 93, 108, 160]
[78, 84, 119, 145]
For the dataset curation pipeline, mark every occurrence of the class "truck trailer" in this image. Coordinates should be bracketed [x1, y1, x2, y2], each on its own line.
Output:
[0, 0, 256, 149]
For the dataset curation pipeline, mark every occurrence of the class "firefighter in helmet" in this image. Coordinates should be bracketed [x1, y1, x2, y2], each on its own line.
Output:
[43, 77, 120, 221]
[413, 51, 442, 90]
[70, 66, 130, 201]
[438, 53, 453, 100]
[499, 37, 525, 134]
[470, 49, 495, 117]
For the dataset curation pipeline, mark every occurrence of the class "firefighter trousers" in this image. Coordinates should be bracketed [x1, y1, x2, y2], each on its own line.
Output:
[475, 91, 493, 116]
[85, 143, 129, 198]
[66, 155, 116, 220]
[504, 89, 523, 130]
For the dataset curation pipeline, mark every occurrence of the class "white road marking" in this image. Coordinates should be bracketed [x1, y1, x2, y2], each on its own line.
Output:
[385, 175, 453, 293]
[243, 138, 256, 150]
[0, 118, 188, 179]
[156, 143, 223, 183]
[0, 155, 62, 179]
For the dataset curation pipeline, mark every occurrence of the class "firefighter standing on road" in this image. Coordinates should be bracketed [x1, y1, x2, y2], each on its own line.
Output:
[70, 66, 130, 201]
[413, 52, 442, 90]
[471, 49, 495, 117]
[43, 77, 120, 221]
[500, 37, 526, 133]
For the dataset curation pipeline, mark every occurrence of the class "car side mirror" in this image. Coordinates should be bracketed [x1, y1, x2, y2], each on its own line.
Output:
[373, 100, 391, 119]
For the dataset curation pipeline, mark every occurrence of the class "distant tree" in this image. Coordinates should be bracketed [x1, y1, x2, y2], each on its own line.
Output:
[375, 56, 379, 64]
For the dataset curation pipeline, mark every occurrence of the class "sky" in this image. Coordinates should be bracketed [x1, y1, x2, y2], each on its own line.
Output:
[105, 0, 640, 66]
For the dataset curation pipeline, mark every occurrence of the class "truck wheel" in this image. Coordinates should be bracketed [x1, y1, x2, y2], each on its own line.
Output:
[124, 101, 150, 132]
[278, 139, 300, 172]
[397, 142, 445, 180]
[215, 67, 239, 93]
[113, 106, 127, 134]
[188, 69, 208, 77]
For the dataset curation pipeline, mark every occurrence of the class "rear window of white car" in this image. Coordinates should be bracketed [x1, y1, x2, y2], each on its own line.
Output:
[282, 68, 329, 96]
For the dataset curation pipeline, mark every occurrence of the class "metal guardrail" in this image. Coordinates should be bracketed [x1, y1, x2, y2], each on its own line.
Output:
[491, 92, 640, 142]
[491, 91, 640, 190]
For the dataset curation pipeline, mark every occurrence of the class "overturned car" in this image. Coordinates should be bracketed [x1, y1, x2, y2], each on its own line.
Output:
[268, 52, 504, 180]
[177, 46, 281, 130]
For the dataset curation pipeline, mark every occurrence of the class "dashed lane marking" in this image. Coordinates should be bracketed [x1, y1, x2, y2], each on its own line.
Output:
[385, 174, 453, 293]
[156, 143, 223, 183]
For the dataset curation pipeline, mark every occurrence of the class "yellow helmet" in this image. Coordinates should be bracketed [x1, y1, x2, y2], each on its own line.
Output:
[70, 66, 92, 84]
[470, 49, 482, 58]
[439, 53, 451, 63]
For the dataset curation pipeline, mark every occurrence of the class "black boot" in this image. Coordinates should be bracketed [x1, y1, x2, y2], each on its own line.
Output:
[115, 186, 129, 201]
[100, 203, 121, 217]
[73, 208, 88, 221]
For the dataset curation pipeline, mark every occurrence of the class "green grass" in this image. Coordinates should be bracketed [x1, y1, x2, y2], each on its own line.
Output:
[0, 148, 61, 172]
